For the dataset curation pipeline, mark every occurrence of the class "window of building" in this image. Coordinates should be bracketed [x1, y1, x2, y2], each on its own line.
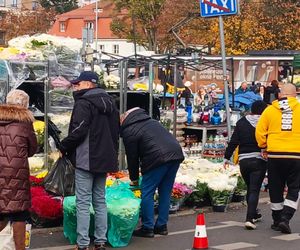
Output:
[0, 31, 5, 45]
[113, 44, 119, 54]
[32, 1, 38, 10]
[59, 22, 66, 32]
[99, 45, 105, 51]
[0, 0, 5, 7]
[94, 8, 103, 13]
[11, 0, 17, 7]
[85, 22, 94, 29]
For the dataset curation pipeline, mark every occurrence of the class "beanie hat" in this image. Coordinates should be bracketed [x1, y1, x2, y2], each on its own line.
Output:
[251, 100, 267, 115]
[6, 89, 30, 108]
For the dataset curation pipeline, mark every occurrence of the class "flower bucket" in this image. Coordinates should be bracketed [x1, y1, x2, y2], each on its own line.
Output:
[212, 205, 227, 212]
[232, 193, 246, 202]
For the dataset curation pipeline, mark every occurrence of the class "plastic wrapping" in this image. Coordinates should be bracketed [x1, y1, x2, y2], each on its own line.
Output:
[44, 156, 75, 197]
[63, 196, 95, 245]
[106, 182, 141, 248]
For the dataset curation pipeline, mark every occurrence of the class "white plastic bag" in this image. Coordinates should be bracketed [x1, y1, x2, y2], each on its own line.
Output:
[0, 221, 16, 250]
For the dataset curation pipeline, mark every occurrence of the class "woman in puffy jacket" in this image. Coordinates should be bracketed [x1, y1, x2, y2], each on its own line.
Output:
[0, 90, 37, 250]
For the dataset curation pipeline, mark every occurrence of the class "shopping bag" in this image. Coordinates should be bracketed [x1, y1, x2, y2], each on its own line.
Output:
[44, 156, 75, 196]
[0, 221, 16, 250]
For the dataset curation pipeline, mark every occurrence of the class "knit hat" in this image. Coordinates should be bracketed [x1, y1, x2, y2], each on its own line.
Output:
[6, 89, 30, 108]
[251, 100, 267, 115]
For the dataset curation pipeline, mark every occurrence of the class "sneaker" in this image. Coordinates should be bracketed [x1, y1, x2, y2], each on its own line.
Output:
[75, 246, 89, 250]
[133, 227, 154, 238]
[278, 221, 292, 234]
[94, 243, 106, 250]
[245, 220, 256, 230]
[271, 222, 281, 231]
[253, 213, 262, 223]
[154, 224, 168, 235]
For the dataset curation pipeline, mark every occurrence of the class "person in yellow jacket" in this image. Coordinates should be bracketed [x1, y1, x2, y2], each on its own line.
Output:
[256, 83, 300, 234]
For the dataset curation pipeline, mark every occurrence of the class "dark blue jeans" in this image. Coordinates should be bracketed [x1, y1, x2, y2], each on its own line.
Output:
[141, 161, 180, 229]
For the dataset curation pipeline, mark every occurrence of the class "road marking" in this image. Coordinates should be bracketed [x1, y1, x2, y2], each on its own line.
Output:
[32, 246, 75, 250]
[211, 242, 258, 249]
[156, 220, 244, 237]
[272, 233, 300, 241]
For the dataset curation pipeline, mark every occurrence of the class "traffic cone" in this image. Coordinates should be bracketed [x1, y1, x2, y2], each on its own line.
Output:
[192, 213, 208, 249]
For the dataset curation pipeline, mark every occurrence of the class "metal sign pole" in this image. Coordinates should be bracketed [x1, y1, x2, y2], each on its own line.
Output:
[219, 16, 232, 138]
[149, 61, 154, 118]
[118, 61, 126, 170]
[173, 63, 178, 137]
[123, 60, 128, 112]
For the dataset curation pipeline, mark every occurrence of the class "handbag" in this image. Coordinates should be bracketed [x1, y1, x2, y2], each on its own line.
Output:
[0, 221, 16, 250]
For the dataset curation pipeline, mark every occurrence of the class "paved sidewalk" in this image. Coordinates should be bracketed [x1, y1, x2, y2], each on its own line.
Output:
[31, 192, 270, 235]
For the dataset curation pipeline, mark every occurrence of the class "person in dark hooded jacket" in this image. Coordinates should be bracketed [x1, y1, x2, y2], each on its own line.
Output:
[120, 108, 184, 238]
[224, 100, 268, 231]
[59, 71, 119, 250]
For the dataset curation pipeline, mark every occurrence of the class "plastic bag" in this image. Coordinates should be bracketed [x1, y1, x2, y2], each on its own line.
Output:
[106, 181, 141, 248]
[63, 196, 95, 245]
[0, 221, 16, 250]
[44, 156, 75, 196]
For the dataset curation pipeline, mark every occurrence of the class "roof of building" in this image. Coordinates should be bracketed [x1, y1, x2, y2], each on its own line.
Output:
[48, 0, 126, 39]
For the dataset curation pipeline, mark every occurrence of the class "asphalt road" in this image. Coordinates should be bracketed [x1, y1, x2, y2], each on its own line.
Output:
[30, 195, 300, 250]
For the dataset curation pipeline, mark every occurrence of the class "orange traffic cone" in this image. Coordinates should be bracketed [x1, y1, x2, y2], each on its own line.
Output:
[192, 213, 208, 249]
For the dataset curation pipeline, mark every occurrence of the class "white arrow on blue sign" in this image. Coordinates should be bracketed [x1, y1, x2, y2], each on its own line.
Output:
[200, 0, 239, 17]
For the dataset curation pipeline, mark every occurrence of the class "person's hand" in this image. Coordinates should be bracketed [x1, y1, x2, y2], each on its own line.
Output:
[261, 150, 268, 160]
[58, 150, 63, 158]
[223, 160, 230, 170]
[130, 180, 139, 186]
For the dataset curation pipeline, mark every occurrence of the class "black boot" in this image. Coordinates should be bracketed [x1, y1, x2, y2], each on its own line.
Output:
[154, 224, 168, 235]
[133, 227, 154, 238]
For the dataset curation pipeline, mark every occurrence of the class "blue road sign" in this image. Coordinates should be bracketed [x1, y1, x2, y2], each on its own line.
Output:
[200, 0, 239, 17]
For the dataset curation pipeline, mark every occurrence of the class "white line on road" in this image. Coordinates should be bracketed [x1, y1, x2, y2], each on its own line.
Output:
[272, 233, 300, 241]
[32, 246, 75, 250]
[211, 242, 258, 250]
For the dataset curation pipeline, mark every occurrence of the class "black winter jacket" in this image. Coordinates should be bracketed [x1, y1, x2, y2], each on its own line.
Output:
[224, 116, 262, 161]
[120, 109, 184, 181]
[60, 88, 119, 173]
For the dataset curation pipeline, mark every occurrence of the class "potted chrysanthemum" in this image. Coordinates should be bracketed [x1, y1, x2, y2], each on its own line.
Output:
[207, 174, 237, 212]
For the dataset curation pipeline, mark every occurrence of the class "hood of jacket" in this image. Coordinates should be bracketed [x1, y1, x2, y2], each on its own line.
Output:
[74, 87, 114, 115]
[245, 114, 261, 128]
[272, 97, 299, 112]
[121, 108, 151, 131]
[0, 104, 34, 125]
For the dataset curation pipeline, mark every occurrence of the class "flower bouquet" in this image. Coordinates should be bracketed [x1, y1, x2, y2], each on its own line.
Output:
[33, 120, 45, 153]
[207, 174, 237, 212]
[170, 183, 192, 213]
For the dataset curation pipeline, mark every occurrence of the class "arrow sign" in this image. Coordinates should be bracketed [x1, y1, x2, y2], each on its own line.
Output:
[200, 0, 239, 18]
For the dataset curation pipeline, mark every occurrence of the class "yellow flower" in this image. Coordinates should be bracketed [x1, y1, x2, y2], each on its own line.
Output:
[133, 190, 141, 198]
[33, 120, 45, 133]
[106, 179, 114, 187]
[36, 170, 48, 179]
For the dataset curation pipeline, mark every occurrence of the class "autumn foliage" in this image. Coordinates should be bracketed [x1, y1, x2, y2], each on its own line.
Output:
[111, 0, 300, 55]
[0, 8, 56, 43]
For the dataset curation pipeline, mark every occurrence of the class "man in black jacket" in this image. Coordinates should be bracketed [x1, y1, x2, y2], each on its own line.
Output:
[120, 108, 184, 238]
[59, 71, 119, 250]
[224, 100, 268, 230]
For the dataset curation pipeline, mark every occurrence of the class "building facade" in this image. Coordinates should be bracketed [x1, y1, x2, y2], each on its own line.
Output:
[48, 1, 145, 57]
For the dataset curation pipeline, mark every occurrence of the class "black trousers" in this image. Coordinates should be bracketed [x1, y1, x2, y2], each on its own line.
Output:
[239, 158, 267, 221]
[268, 158, 300, 222]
